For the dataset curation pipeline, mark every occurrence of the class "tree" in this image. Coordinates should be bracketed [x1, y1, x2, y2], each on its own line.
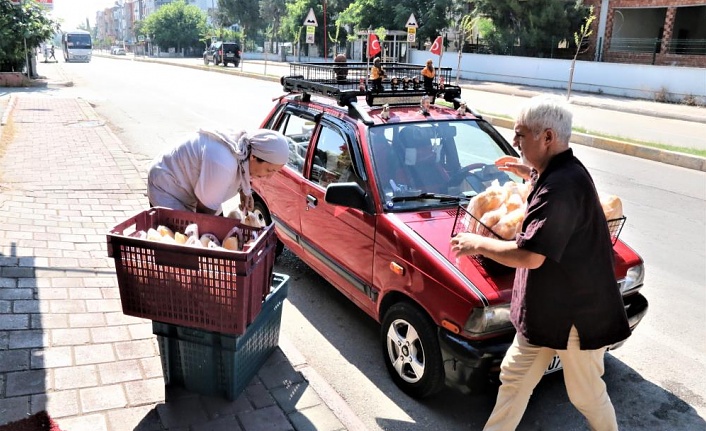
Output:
[144, 0, 207, 52]
[470, 0, 588, 57]
[260, 0, 287, 53]
[0, 0, 59, 73]
[218, 0, 263, 48]
[567, 5, 596, 100]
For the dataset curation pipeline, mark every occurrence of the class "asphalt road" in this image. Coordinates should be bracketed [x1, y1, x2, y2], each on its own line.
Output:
[36, 56, 706, 430]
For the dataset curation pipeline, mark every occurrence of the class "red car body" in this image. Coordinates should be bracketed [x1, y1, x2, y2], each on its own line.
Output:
[251, 64, 648, 398]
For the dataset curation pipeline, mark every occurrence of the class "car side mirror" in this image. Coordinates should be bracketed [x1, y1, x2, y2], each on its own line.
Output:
[324, 182, 372, 213]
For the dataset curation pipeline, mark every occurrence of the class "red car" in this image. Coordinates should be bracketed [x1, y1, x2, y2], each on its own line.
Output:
[251, 62, 648, 399]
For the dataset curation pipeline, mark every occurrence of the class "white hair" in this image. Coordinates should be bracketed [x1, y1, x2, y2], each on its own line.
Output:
[516, 95, 573, 144]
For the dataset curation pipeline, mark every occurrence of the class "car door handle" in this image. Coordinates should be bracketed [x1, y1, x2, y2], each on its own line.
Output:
[306, 194, 318, 210]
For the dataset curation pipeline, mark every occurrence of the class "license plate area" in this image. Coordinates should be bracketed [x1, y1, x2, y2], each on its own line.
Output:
[544, 355, 563, 375]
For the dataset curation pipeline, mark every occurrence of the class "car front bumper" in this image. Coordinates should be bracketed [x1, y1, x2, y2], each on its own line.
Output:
[438, 292, 649, 394]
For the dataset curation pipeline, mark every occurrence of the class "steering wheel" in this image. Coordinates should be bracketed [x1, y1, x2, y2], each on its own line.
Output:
[446, 163, 487, 187]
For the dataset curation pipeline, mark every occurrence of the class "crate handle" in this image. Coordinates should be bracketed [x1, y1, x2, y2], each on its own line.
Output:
[154, 249, 200, 270]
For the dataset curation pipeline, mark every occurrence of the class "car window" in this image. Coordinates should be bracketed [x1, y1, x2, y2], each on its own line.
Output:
[272, 110, 315, 174]
[310, 124, 352, 188]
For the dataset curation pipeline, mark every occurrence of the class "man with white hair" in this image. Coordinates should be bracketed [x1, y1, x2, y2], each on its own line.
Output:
[147, 128, 289, 214]
[451, 95, 630, 431]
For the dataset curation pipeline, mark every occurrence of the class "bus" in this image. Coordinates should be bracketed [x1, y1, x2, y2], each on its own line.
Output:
[61, 30, 92, 62]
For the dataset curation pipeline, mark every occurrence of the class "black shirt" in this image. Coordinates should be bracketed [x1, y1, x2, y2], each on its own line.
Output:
[512, 149, 631, 350]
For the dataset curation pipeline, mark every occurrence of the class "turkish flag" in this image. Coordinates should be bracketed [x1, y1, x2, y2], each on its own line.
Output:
[429, 36, 443, 55]
[368, 34, 381, 58]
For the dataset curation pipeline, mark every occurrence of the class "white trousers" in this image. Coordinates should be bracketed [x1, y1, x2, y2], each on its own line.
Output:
[483, 326, 618, 431]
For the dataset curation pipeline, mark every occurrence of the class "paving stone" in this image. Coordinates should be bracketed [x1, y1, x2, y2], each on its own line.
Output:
[51, 327, 91, 346]
[98, 359, 143, 384]
[271, 381, 323, 414]
[288, 405, 346, 431]
[127, 323, 153, 340]
[0, 314, 30, 330]
[54, 365, 98, 389]
[50, 299, 87, 313]
[115, 339, 157, 360]
[0, 396, 30, 424]
[201, 392, 254, 418]
[6, 369, 48, 396]
[106, 404, 161, 431]
[0, 349, 30, 372]
[55, 413, 108, 431]
[192, 414, 244, 431]
[74, 343, 116, 365]
[90, 325, 131, 343]
[30, 346, 73, 369]
[31, 389, 80, 418]
[238, 405, 294, 431]
[244, 380, 276, 409]
[8, 330, 48, 349]
[139, 357, 164, 379]
[80, 384, 127, 413]
[13, 299, 48, 313]
[156, 395, 209, 429]
[123, 378, 165, 405]
[69, 312, 107, 327]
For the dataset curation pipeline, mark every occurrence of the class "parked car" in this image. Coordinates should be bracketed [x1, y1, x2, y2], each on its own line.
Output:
[203, 41, 240, 67]
[251, 62, 649, 399]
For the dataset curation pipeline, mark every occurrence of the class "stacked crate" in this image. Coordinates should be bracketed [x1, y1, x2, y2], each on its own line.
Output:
[107, 207, 287, 401]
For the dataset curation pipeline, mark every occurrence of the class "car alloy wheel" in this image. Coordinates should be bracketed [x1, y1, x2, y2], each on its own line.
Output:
[252, 200, 284, 256]
[381, 301, 445, 398]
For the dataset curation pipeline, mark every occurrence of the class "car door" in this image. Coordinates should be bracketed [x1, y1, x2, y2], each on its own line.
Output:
[255, 104, 317, 255]
[300, 117, 377, 311]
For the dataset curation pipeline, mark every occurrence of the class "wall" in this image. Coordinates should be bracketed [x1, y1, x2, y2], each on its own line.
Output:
[409, 50, 706, 103]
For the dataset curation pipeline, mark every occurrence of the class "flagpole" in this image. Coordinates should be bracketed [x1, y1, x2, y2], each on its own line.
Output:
[365, 30, 371, 89]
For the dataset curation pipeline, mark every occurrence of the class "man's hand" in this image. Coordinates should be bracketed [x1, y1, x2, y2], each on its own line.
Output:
[239, 191, 254, 213]
[450, 232, 485, 257]
[495, 156, 532, 180]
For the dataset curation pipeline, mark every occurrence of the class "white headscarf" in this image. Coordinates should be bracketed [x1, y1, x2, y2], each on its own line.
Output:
[197, 128, 289, 197]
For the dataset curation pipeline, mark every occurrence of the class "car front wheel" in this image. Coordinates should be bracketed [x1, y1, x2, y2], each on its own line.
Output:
[381, 301, 445, 399]
[203, 56, 208, 65]
[252, 200, 284, 257]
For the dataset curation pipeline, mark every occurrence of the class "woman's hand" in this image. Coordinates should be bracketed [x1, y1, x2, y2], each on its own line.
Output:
[238, 190, 254, 213]
[495, 156, 532, 180]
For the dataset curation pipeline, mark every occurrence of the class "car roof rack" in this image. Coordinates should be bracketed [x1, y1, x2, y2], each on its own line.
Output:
[281, 62, 465, 124]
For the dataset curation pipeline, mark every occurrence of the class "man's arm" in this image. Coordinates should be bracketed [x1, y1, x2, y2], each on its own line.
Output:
[450, 233, 545, 269]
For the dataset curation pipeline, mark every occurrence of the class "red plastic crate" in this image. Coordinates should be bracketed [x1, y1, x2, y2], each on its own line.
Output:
[107, 207, 276, 335]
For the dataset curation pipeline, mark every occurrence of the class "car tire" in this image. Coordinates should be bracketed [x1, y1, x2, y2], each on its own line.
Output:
[203, 56, 208, 65]
[252, 200, 284, 257]
[381, 301, 445, 399]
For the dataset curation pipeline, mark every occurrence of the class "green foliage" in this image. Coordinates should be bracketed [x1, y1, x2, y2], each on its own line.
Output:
[573, 5, 596, 58]
[0, 0, 59, 72]
[471, 0, 590, 56]
[144, 0, 207, 51]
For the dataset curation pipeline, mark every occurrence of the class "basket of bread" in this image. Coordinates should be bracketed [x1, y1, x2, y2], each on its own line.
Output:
[107, 207, 277, 335]
[451, 180, 626, 274]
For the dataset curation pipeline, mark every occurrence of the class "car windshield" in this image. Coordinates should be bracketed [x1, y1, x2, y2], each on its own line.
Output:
[67, 34, 91, 49]
[368, 120, 523, 211]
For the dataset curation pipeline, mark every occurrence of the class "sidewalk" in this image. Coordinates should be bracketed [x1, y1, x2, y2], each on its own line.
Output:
[0, 81, 368, 429]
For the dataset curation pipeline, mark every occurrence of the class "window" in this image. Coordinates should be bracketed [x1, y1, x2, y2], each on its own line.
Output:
[273, 111, 315, 174]
[311, 124, 352, 187]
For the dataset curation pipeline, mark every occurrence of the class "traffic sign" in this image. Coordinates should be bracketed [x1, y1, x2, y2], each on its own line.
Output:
[306, 26, 315, 44]
[407, 27, 416, 43]
[405, 14, 418, 28]
[304, 8, 318, 26]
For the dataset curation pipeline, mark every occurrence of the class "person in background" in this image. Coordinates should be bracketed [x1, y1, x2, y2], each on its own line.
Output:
[451, 95, 630, 431]
[421, 59, 435, 95]
[333, 53, 348, 84]
[147, 128, 289, 215]
[370, 57, 386, 92]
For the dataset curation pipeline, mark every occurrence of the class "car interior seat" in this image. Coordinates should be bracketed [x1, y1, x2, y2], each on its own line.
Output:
[397, 125, 449, 192]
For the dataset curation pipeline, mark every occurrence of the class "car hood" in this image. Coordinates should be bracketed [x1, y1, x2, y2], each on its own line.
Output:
[391, 208, 515, 303]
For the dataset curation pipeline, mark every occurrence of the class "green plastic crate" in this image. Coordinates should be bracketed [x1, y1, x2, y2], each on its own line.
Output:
[154, 273, 289, 401]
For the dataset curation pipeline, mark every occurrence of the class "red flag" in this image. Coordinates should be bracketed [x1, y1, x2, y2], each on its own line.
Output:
[368, 33, 381, 58]
[429, 36, 443, 55]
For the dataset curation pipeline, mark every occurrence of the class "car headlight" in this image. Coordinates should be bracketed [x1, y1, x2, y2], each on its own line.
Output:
[464, 304, 513, 335]
[618, 264, 645, 295]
